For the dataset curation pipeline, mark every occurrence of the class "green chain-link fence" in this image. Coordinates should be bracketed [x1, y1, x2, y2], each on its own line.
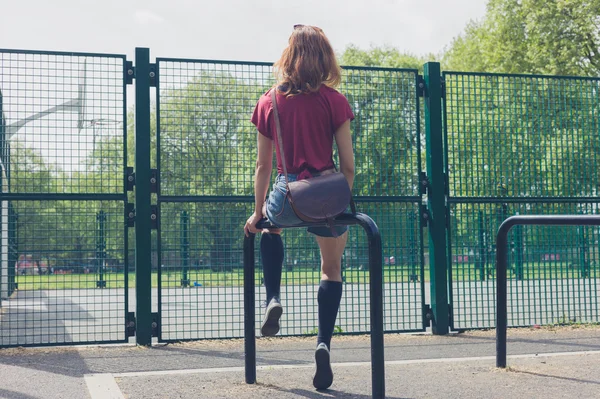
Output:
[0, 49, 130, 347]
[1, 47, 599, 347]
[444, 72, 600, 329]
[155, 59, 426, 340]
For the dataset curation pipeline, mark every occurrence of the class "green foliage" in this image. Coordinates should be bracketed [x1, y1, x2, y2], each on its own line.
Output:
[155, 70, 270, 271]
[159, 73, 261, 197]
[341, 67, 420, 196]
[445, 74, 600, 199]
[9, 138, 127, 271]
[443, 0, 600, 76]
[439, 1, 600, 255]
[8, 3, 600, 285]
[444, 71, 600, 255]
[305, 325, 343, 335]
[337, 47, 426, 260]
[339, 45, 436, 71]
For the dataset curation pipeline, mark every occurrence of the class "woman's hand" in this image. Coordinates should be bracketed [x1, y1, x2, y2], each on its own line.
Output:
[244, 212, 263, 237]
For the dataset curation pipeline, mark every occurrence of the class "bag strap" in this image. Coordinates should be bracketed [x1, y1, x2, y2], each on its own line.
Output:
[270, 88, 290, 185]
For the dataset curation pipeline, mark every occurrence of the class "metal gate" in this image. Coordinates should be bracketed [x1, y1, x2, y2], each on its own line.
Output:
[443, 71, 600, 330]
[153, 57, 427, 341]
[0, 49, 130, 347]
[4, 46, 600, 345]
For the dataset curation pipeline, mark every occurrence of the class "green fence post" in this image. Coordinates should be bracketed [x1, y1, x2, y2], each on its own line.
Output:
[424, 62, 449, 335]
[7, 205, 16, 295]
[578, 225, 589, 278]
[477, 211, 485, 281]
[135, 47, 153, 346]
[496, 179, 508, 277]
[180, 211, 190, 287]
[409, 211, 419, 282]
[96, 211, 107, 288]
[514, 224, 524, 280]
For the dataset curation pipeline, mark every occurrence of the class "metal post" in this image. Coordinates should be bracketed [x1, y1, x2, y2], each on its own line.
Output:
[578, 225, 589, 278]
[514, 224, 523, 280]
[496, 222, 510, 368]
[496, 215, 600, 369]
[423, 62, 449, 334]
[7, 205, 16, 295]
[358, 214, 385, 399]
[477, 211, 485, 281]
[96, 211, 107, 288]
[180, 211, 190, 287]
[135, 47, 153, 346]
[496, 178, 508, 278]
[243, 233, 256, 384]
[243, 214, 385, 397]
[409, 212, 418, 282]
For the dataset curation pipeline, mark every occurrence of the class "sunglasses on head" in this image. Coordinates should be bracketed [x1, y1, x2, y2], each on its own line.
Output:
[293, 24, 322, 31]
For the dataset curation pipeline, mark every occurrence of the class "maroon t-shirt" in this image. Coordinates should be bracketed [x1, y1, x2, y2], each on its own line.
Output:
[251, 85, 355, 177]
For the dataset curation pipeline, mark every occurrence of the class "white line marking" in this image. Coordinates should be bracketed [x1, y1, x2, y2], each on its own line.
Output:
[84, 373, 125, 399]
[112, 350, 600, 378]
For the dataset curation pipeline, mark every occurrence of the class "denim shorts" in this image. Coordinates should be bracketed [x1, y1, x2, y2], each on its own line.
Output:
[265, 173, 349, 238]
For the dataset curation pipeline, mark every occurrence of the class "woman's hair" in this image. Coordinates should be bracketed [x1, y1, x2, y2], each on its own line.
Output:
[273, 25, 341, 97]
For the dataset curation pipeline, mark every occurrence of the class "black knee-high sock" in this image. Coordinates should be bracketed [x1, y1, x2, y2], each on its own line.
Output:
[317, 280, 343, 349]
[260, 233, 284, 302]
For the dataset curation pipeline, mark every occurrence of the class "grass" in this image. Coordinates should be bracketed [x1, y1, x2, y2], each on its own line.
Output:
[12, 262, 597, 290]
[14, 266, 422, 290]
[452, 261, 598, 281]
[304, 325, 343, 335]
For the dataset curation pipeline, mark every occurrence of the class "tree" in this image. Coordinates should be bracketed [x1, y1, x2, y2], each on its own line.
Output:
[443, 0, 600, 76]
[76, 135, 129, 271]
[9, 142, 79, 272]
[150, 59, 426, 277]
[442, 0, 600, 266]
[340, 45, 436, 71]
[337, 46, 431, 276]
[8, 130, 129, 278]
[157, 72, 269, 272]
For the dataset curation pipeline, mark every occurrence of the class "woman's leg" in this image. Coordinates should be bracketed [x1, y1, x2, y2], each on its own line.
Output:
[259, 230, 284, 337]
[315, 232, 347, 347]
[260, 200, 285, 336]
[260, 231, 284, 302]
[260, 202, 284, 303]
[313, 232, 348, 390]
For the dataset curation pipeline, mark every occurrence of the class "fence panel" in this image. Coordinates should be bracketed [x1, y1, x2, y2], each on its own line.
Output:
[0, 50, 129, 347]
[444, 71, 600, 329]
[155, 59, 426, 340]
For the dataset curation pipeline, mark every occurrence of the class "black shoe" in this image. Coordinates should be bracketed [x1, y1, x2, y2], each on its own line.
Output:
[261, 296, 283, 337]
[313, 343, 333, 390]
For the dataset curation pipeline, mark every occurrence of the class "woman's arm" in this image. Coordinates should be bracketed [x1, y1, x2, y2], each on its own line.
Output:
[254, 132, 274, 214]
[244, 132, 273, 236]
[334, 119, 355, 189]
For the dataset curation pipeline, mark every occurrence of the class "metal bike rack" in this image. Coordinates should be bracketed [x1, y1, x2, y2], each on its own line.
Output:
[243, 212, 385, 398]
[496, 215, 600, 368]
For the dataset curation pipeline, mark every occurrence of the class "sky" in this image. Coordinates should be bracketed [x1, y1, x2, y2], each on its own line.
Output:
[1, 0, 488, 172]
[1, 0, 488, 62]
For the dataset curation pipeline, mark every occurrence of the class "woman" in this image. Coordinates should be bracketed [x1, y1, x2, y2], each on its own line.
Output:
[244, 24, 355, 390]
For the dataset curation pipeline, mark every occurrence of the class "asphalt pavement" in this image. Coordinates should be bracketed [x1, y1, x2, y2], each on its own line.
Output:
[1, 325, 600, 398]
